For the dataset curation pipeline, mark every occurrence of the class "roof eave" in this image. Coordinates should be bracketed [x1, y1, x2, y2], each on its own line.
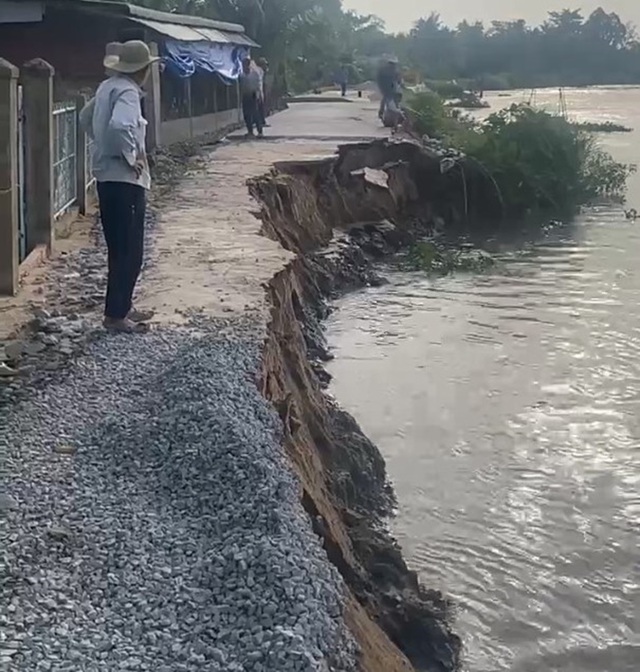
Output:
[49, 0, 249, 34]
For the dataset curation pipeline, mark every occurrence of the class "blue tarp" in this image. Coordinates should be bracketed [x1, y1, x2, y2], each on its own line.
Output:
[163, 41, 249, 80]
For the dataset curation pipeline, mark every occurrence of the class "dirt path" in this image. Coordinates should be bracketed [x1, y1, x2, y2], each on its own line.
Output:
[141, 97, 387, 324]
[0, 98, 386, 339]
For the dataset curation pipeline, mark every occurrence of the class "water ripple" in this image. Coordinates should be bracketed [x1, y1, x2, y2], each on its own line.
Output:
[327, 126, 640, 671]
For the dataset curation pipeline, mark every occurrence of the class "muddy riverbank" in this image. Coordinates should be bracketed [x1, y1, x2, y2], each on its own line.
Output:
[252, 138, 500, 670]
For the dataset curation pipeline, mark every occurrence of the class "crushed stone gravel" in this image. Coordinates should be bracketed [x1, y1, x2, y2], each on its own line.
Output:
[0, 319, 358, 671]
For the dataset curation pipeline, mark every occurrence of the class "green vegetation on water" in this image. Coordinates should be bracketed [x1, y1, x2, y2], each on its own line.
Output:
[405, 92, 635, 216]
[572, 121, 632, 134]
[407, 241, 495, 275]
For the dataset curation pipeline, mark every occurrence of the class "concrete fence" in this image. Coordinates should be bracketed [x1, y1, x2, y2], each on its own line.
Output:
[0, 57, 99, 295]
[160, 68, 242, 146]
[0, 58, 19, 296]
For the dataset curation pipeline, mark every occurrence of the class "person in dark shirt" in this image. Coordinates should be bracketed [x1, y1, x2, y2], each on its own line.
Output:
[336, 64, 349, 97]
[376, 56, 400, 120]
[239, 57, 263, 138]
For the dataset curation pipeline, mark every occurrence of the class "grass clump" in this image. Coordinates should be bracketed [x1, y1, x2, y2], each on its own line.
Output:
[404, 95, 635, 216]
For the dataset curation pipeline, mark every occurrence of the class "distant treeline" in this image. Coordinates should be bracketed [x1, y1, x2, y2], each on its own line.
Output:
[395, 8, 640, 89]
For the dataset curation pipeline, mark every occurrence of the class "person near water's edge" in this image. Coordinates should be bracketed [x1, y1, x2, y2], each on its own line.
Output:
[376, 56, 400, 120]
[240, 57, 264, 138]
[79, 41, 158, 334]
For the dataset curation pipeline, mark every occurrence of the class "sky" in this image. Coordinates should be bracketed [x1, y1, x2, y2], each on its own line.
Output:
[342, 1, 640, 34]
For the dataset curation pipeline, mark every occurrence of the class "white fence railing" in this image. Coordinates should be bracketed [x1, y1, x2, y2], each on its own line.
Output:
[17, 86, 26, 261]
[86, 136, 95, 190]
[52, 101, 78, 218]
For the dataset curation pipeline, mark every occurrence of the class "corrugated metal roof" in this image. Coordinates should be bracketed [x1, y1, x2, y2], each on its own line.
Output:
[129, 17, 259, 47]
[129, 17, 208, 42]
[220, 31, 258, 47]
[192, 26, 234, 44]
[61, 0, 247, 33]
[125, 3, 245, 33]
[49, 0, 260, 46]
[193, 26, 258, 47]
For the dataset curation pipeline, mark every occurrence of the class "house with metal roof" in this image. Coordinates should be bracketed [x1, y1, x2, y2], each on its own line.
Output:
[0, 0, 259, 143]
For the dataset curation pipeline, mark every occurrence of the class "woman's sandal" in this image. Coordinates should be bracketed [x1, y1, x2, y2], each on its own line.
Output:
[127, 308, 155, 323]
[103, 318, 149, 334]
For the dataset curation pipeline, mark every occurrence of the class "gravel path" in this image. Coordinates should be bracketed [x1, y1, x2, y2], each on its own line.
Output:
[1, 319, 358, 671]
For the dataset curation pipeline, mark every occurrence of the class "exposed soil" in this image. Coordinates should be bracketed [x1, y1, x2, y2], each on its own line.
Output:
[252, 139, 489, 671]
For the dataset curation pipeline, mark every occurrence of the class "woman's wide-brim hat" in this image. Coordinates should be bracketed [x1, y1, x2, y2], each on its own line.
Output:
[103, 40, 160, 74]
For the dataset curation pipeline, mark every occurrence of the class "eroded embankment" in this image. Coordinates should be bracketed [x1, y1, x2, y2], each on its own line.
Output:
[251, 140, 481, 672]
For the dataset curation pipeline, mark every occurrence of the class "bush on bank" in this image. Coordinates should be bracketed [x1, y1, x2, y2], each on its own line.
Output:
[404, 94, 635, 216]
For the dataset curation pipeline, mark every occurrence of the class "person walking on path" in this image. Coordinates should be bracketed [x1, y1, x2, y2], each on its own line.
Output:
[336, 64, 349, 97]
[376, 56, 401, 120]
[80, 40, 158, 333]
[240, 57, 264, 138]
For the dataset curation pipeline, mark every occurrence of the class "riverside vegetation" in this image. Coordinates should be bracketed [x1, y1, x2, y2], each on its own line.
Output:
[405, 92, 635, 217]
[400, 90, 634, 274]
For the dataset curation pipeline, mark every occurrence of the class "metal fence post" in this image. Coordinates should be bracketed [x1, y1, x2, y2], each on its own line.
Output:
[186, 77, 193, 139]
[0, 58, 19, 295]
[22, 58, 54, 252]
[146, 42, 161, 150]
[75, 94, 87, 215]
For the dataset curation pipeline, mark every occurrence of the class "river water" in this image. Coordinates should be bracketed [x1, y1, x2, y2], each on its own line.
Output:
[326, 88, 640, 671]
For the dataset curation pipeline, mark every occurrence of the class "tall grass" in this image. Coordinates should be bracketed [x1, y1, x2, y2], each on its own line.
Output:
[405, 95, 635, 216]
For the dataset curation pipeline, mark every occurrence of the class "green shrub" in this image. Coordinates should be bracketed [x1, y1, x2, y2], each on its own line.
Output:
[404, 91, 450, 137]
[403, 91, 475, 143]
[459, 104, 634, 212]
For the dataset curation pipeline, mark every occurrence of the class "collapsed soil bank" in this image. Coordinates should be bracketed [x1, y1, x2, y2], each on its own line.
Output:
[251, 139, 485, 672]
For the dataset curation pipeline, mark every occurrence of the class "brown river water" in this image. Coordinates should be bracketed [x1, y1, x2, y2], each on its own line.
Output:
[326, 88, 640, 671]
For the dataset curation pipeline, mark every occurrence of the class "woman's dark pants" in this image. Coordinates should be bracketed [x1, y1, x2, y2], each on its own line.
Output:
[96, 181, 146, 320]
[257, 97, 267, 126]
[242, 93, 263, 134]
